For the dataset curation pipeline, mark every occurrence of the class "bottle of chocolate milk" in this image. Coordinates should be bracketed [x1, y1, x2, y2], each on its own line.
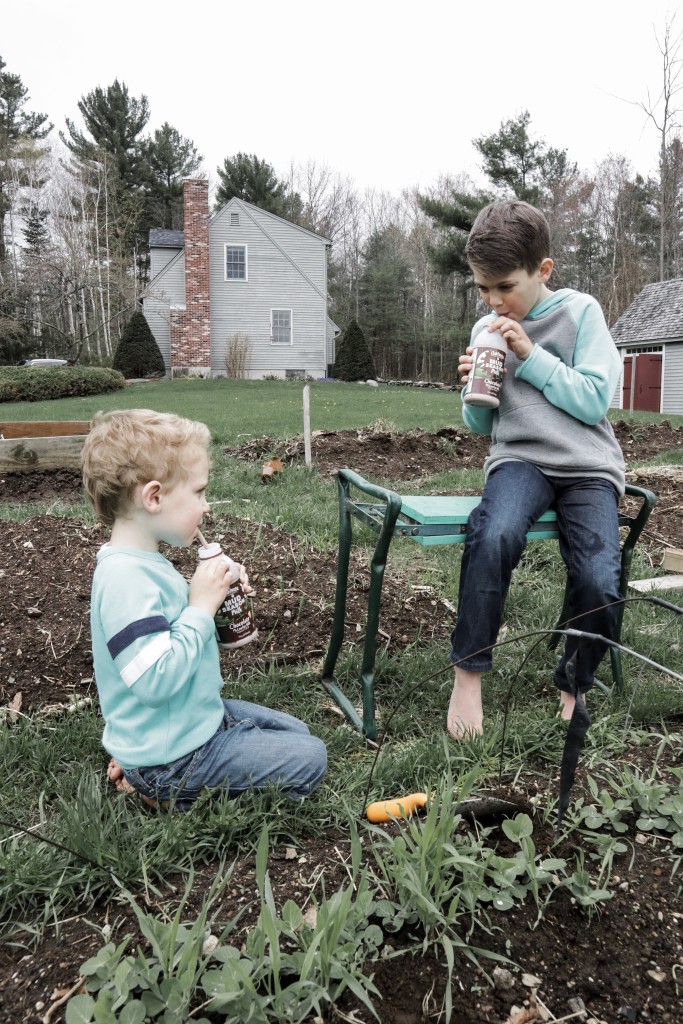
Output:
[462, 328, 507, 409]
[198, 542, 258, 650]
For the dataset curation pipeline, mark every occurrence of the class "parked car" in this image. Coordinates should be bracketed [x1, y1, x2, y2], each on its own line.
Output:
[22, 358, 68, 367]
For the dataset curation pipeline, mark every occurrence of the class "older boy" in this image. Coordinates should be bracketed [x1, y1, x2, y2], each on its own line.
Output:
[82, 409, 326, 809]
[449, 200, 625, 737]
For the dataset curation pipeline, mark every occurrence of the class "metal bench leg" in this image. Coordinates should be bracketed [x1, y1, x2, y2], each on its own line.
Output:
[359, 505, 403, 738]
[321, 474, 363, 732]
[321, 471, 403, 740]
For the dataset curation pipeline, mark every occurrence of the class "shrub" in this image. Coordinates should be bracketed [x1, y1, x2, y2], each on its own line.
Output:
[0, 366, 125, 403]
[224, 331, 252, 379]
[333, 319, 377, 382]
[112, 311, 166, 379]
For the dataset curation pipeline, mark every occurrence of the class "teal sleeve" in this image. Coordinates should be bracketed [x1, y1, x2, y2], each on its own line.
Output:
[461, 393, 494, 435]
[515, 299, 620, 425]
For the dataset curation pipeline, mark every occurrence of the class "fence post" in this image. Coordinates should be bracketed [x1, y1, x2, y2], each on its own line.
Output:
[303, 384, 312, 468]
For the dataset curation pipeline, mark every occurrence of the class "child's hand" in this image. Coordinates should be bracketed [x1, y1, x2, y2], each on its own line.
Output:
[227, 558, 253, 595]
[459, 348, 474, 384]
[489, 317, 533, 361]
[189, 557, 234, 618]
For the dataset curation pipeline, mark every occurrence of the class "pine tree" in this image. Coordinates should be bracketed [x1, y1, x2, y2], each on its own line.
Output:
[141, 122, 203, 231]
[215, 152, 297, 216]
[417, 190, 492, 277]
[61, 80, 151, 266]
[333, 318, 376, 381]
[61, 80, 150, 186]
[112, 310, 166, 378]
[23, 208, 49, 256]
[0, 55, 51, 261]
[473, 110, 576, 206]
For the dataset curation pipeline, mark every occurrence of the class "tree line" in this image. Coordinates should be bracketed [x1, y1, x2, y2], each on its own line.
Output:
[1, 18, 681, 378]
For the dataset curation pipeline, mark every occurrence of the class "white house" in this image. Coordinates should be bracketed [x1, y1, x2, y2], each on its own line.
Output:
[142, 179, 339, 378]
[610, 279, 683, 415]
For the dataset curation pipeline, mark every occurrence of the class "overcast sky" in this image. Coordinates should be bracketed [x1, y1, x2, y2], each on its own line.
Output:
[4, 0, 681, 196]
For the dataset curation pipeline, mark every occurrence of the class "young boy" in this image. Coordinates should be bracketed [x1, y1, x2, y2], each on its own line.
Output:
[81, 409, 327, 809]
[448, 200, 625, 738]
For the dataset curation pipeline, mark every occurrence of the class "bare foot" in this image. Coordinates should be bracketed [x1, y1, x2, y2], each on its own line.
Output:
[447, 669, 483, 739]
[558, 691, 576, 720]
[107, 757, 159, 808]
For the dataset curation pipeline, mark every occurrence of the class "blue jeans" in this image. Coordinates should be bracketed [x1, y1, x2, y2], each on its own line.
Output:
[123, 699, 327, 811]
[450, 462, 622, 694]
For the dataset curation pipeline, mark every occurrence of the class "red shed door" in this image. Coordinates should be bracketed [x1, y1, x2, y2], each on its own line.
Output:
[623, 354, 662, 413]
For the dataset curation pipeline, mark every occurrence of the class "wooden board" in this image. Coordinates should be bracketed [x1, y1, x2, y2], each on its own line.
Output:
[628, 575, 683, 593]
[0, 421, 90, 439]
[0, 435, 86, 473]
[663, 548, 683, 573]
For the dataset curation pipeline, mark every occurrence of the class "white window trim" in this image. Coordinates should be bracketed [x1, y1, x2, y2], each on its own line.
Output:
[224, 243, 248, 281]
[270, 308, 293, 346]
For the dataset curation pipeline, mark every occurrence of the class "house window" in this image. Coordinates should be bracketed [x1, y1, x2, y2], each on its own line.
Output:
[230, 212, 239, 226]
[225, 244, 247, 280]
[271, 309, 292, 345]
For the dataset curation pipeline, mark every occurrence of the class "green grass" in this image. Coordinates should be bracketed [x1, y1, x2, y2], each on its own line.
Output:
[0, 378, 463, 444]
[2, 379, 682, 446]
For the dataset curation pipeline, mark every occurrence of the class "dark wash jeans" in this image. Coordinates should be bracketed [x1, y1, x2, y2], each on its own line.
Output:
[123, 699, 327, 811]
[450, 461, 622, 693]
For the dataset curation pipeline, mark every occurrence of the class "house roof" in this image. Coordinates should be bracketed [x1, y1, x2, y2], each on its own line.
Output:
[149, 229, 184, 248]
[610, 279, 683, 344]
[216, 197, 331, 246]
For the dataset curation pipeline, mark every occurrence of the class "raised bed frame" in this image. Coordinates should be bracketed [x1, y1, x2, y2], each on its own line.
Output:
[0, 421, 90, 473]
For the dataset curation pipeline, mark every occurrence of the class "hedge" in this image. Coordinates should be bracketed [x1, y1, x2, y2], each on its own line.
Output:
[0, 367, 126, 404]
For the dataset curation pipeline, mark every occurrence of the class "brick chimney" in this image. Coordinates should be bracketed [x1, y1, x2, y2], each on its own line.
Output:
[170, 179, 211, 374]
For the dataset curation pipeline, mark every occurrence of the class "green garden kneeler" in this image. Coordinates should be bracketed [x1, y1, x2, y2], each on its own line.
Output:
[321, 468, 657, 740]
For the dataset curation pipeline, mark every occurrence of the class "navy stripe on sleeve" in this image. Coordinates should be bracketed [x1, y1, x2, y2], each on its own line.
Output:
[107, 616, 171, 659]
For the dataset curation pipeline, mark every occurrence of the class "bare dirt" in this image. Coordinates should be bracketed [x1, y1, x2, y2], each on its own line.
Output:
[1, 421, 683, 1023]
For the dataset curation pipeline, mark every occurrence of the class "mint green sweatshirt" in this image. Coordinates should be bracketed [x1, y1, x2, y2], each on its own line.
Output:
[90, 545, 224, 769]
[462, 289, 625, 494]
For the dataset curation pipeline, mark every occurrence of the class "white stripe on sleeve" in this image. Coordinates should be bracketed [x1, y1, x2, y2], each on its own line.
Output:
[120, 632, 172, 688]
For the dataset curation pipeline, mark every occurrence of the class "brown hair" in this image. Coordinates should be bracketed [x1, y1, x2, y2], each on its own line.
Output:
[466, 200, 550, 276]
[81, 409, 211, 526]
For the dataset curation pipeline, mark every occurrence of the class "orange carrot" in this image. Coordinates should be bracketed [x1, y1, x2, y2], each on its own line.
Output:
[366, 792, 429, 822]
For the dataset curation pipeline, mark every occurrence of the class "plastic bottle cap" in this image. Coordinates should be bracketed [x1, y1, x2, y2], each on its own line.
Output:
[198, 542, 223, 559]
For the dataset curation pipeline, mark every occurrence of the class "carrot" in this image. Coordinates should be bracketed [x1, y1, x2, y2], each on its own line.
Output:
[366, 792, 429, 822]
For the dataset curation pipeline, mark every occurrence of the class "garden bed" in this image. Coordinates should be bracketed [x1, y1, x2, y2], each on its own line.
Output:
[1, 421, 682, 1024]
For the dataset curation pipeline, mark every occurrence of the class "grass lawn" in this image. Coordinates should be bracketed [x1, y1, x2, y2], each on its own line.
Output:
[0, 378, 464, 444]
[1, 381, 682, 1022]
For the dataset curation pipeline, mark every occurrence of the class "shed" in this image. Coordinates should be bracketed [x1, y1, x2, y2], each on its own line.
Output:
[610, 279, 683, 415]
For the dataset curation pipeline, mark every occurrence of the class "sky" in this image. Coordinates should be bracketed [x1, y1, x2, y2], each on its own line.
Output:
[3, 0, 682, 197]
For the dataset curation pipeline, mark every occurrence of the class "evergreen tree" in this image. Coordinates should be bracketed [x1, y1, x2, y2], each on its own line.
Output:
[0, 314, 31, 364]
[215, 152, 296, 216]
[417, 189, 492, 276]
[333, 318, 376, 381]
[61, 80, 152, 267]
[0, 55, 51, 261]
[473, 110, 576, 206]
[112, 310, 166, 378]
[61, 80, 150, 187]
[357, 227, 416, 376]
[23, 208, 49, 255]
[141, 122, 203, 231]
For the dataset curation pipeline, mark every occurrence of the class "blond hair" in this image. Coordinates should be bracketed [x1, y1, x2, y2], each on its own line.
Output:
[81, 409, 211, 526]
[466, 200, 551, 276]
